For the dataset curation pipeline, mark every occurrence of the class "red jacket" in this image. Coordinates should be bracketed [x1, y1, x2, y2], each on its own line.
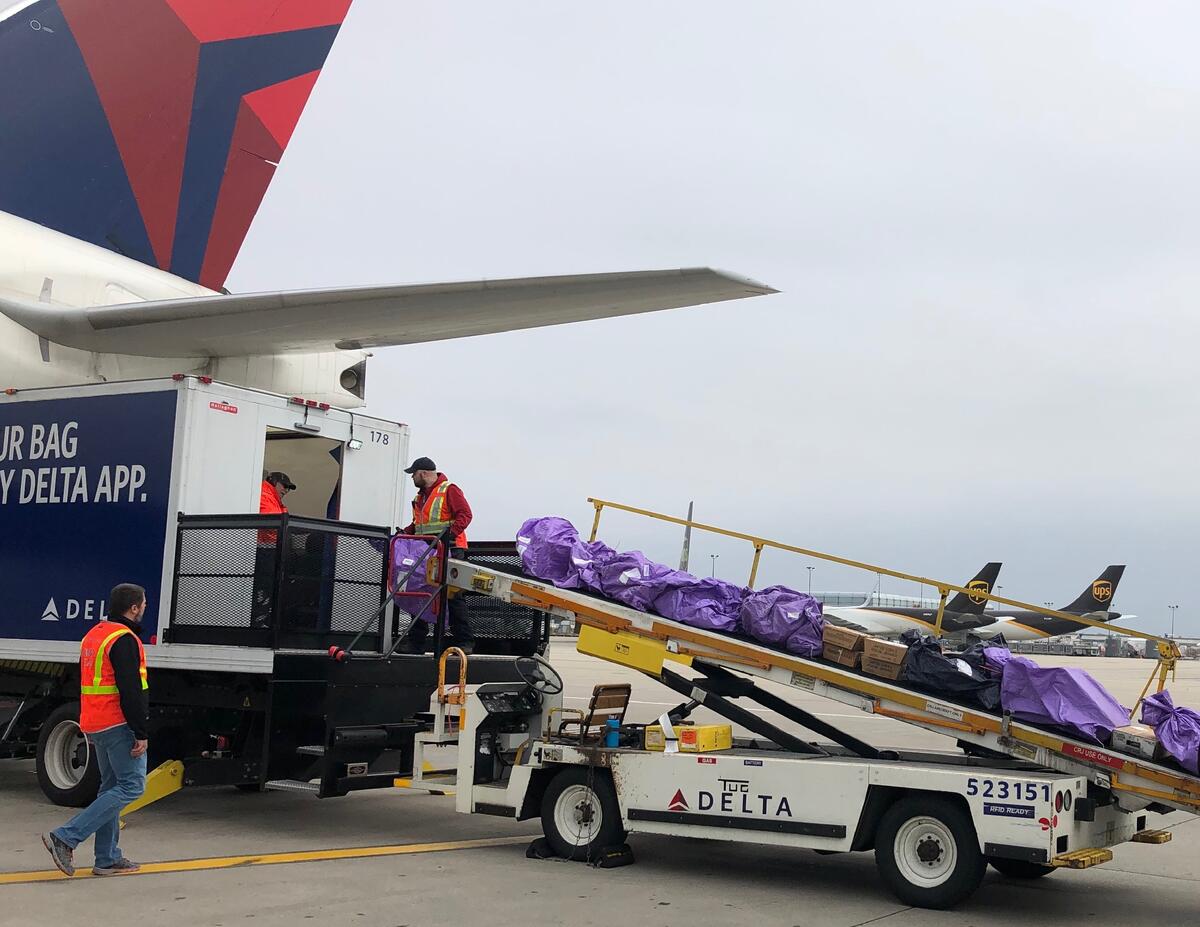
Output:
[405, 473, 472, 539]
[259, 480, 287, 515]
[258, 480, 287, 545]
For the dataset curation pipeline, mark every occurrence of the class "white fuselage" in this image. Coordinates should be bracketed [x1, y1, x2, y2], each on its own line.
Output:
[822, 605, 1088, 642]
[0, 212, 366, 405]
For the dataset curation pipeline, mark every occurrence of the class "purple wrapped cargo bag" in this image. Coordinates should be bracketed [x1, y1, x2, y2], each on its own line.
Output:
[595, 551, 691, 612]
[998, 659, 1129, 745]
[515, 516, 617, 592]
[516, 517, 586, 587]
[740, 585, 825, 657]
[656, 576, 745, 633]
[390, 535, 441, 623]
[1141, 691, 1200, 775]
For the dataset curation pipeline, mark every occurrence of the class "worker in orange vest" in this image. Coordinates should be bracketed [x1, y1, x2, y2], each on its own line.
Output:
[42, 584, 149, 877]
[253, 472, 295, 625]
[397, 457, 475, 654]
[259, 471, 294, 517]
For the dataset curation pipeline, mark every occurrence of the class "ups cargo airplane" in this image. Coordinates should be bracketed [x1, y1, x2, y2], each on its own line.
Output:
[821, 565, 1130, 642]
[0, 1, 774, 405]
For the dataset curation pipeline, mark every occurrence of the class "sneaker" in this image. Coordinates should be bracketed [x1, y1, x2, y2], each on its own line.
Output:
[92, 858, 140, 876]
[394, 638, 425, 654]
[41, 833, 75, 877]
[453, 641, 476, 655]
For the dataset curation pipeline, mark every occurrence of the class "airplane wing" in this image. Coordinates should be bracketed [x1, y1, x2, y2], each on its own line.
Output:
[0, 268, 776, 358]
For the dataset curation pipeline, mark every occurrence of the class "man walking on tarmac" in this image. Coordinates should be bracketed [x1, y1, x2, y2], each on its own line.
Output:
[43, 584, 149, 877]
[397, 457, 476, 654]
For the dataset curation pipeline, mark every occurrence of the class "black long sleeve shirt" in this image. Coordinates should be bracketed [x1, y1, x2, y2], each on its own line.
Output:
[105, 616, 149, 740]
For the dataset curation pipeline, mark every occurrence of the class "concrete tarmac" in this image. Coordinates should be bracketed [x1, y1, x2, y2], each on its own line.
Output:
[1, 642, 1196, 927]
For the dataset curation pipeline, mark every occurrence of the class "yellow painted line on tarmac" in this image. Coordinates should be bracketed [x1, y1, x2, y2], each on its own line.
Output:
[0, 835, 534, 886]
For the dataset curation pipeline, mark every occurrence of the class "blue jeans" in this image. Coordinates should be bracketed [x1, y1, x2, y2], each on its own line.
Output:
[53, 724, 146, 867]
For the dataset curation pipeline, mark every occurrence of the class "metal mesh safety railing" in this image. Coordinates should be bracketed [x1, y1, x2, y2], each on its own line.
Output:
[168, 514, 389, 650]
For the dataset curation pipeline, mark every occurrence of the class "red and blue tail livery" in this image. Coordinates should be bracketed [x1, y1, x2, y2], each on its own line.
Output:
[0, 0, 353, 290]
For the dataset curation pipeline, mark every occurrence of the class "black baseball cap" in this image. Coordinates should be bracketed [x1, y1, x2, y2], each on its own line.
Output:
[267, 471, 296, 490]
[404, 456, 437, 474]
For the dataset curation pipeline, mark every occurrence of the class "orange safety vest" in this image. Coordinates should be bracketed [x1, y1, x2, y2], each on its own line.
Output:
[79, 621, 148, 734]
[412, 479, 467, 549]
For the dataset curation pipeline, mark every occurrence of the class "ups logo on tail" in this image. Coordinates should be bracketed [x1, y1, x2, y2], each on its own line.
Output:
[967, 581, 990, 606]
[1092, 580, 1113, 603]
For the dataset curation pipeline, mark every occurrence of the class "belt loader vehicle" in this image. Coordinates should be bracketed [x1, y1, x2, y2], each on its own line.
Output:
[431, 556, 1192, 910]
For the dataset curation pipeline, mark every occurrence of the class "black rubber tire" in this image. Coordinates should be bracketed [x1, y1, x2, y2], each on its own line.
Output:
[989, 858, 1056, 879]
[36, 702, 100, 807]
[540, 768, 626, 861]
[874, 796, 987, 910]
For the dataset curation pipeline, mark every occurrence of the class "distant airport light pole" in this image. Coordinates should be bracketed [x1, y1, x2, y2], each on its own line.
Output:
[710, 554, 719, 578]
[1169, 604, 1180, 638]
[807, 566, 815, 594]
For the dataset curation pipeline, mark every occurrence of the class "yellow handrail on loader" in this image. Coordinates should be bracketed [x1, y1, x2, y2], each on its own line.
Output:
[586, 496, 1180, 709]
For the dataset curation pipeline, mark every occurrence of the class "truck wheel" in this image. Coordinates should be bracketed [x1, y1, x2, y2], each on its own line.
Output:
[36, 703, 100, 807]
[989, 858, 1056, 879]
[875, 796, 986, 909]
[540, 768, 625, 861]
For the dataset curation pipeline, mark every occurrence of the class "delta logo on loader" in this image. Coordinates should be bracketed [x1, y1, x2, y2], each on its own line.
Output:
[667, 779, 794, 818]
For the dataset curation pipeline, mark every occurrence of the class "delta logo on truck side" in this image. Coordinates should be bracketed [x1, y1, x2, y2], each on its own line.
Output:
[40, 597, 108, 622]
[668, 778, 794, 818]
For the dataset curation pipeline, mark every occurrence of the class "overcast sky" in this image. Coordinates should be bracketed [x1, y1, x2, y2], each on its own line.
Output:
[233, 2, 1199, 636]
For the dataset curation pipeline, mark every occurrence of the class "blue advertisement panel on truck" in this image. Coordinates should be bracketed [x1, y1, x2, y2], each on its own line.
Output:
[1, 390, 177, 643]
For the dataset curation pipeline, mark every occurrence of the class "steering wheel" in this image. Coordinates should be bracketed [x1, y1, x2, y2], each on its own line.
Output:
[515, 656, 564, 695]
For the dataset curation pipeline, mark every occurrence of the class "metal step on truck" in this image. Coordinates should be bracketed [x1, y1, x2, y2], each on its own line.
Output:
[0, 376, 544, 806]
[424, 508, 1196, 911]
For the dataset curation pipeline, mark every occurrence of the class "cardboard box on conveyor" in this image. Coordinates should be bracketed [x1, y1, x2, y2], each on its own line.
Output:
[823, 643, 862, 669]
[862, 638, 909, 681]
[822, 625, 867, 668]
[1111, 724, 1164, 762]
[823, 625, 867, 651]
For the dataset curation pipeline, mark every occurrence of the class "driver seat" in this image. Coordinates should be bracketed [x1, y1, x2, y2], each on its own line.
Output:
[556, 683, 632, 744]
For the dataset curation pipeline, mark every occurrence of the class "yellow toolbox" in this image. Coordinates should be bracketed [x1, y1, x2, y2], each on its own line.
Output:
[645, 723, 733, 753]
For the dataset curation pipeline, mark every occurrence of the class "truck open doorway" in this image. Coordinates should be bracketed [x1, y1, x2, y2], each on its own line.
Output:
[264, 430, 343, 519]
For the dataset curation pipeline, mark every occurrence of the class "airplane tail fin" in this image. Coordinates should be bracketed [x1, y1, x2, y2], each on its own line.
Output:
[1061, 565, 1125, 614]
[945, 562, 1002, 615]
[0, 0, 354, 290]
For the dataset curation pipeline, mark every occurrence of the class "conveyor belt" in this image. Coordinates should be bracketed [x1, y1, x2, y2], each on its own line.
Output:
[448, 559, 1200, 816]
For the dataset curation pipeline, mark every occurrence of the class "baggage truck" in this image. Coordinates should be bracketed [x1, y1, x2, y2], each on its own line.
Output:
[0, 376, 540, 805]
